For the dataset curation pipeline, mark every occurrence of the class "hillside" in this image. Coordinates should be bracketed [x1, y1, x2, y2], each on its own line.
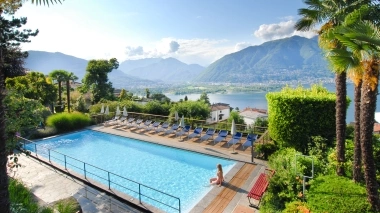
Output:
[121, 57, 205, 82]
[24, 51, 155, 88]
[194, 36, 332, 83]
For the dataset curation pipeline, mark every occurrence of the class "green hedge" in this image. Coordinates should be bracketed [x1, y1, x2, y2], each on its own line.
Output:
[266, 84, 345, 153]
[46, 112, 91, 132]
[307, 175, 373, 213]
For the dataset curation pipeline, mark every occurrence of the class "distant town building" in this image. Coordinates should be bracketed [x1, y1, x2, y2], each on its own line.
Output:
[206, 103, 230, 124]
[239, 107, 268, 127]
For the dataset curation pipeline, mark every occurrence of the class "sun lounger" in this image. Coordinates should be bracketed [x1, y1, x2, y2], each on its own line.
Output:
[176, 125, 191, 139]
[242, 134, 258, 149]
[199, 128, 216, 142]
[213, 130, 228, 144]
[227, 132, 243, 147]
[164, 124, 179, 136]
[129, 119, 143, 129]
[155, 122, 170, 133]
[188, 127, 203, 140]
[138, 120, 152, 129]
[120, 118, 135, 128]
[145, 121, 161, 132]
[104, 115, 121, 126]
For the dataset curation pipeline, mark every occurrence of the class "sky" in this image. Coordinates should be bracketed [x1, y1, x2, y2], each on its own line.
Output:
[13, 0, 317, 66]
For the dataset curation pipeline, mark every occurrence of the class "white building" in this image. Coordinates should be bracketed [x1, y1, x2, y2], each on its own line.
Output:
[239, 107, 268, 127]
[206, 103, 231, 124]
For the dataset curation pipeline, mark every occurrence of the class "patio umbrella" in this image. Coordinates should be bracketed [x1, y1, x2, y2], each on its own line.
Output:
[179, 115, 185, 128]
[123, 106, 128, 117]
[100, 104, 105, 114]
[105, 105, 110, 115]
[231, 119, 237, 154]
[174, 111, 179, 121]
[116, 106, 121, 116]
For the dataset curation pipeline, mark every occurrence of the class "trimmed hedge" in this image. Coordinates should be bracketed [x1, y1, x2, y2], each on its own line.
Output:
[46, 112, 91, 132]
[266, 84, 346, 153]
[307, 175, 373, 213]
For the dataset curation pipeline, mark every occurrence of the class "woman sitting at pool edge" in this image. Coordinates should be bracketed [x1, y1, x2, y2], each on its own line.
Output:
[209, 164, 224, 187]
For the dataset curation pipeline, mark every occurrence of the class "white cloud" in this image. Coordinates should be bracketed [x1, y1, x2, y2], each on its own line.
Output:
[254, 20, 317, 41]
[122, 38, 232, 66]
[125, 46, 144, 56]
[234, 42, 252, 52]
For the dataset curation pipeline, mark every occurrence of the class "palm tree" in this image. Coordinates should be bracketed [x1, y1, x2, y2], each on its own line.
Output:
[328, 10, 380, 210]
[63, 72, 78, 113]
[295, 0, 371, 176]
[49, 70, 67, 109]
[31, 0, 63, 6]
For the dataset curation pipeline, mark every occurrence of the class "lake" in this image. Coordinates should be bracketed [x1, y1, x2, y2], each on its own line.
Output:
[165, 83, 380, 123]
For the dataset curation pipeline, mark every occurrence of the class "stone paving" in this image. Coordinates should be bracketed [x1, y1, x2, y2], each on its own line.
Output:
[10, 124, 268, 212]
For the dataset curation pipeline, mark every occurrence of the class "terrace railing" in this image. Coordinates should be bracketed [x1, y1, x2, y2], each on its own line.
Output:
[16, 136, 181, 213]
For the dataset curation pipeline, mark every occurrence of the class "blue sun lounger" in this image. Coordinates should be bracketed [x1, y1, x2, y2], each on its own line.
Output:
[146, 121, 161, 132]
[164, 124, 179, 136]
[138, 120, 152, 129]
[176, 125, 191, 139]
[200, 128, 216, 142]
[227, 132, 243, 147]
[213, 130, 228, 144]
[242, 134, 258, 149]
[155, 122, 170, 133]
[188, 127, 203, 140]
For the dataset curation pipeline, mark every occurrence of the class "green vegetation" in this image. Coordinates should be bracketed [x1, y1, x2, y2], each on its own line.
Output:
[266, 84, 340, 153]
[9, 178, 39, 213]
[81, 58, 119, 103]
[307, 175, 373, 213]
[46, 112, 91, 133]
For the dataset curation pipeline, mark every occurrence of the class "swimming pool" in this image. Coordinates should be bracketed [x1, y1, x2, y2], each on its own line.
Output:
[25, 130, 236, 212]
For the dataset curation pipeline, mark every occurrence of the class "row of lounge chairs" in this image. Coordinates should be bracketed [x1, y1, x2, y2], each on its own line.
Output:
[104, 116, 258, 148]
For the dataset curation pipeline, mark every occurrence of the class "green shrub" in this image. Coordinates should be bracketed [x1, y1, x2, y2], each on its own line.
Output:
[54, 197, 81, 213]
[29, 127, 58, 139]
[9, 178, 39, 213]
[261, 148, 324, 212]
[283, 201, 310, 213]
[307, 175, 373, 213]
[46, 112, 91, 133]
[255, 142, 278, 160]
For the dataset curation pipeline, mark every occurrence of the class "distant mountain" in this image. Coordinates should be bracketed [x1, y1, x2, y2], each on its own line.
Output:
[118, 58, 162, 72]
[194, 36, 332, 83]
[121, 57, 205, 82]
[25, 51, 88, 79]
[25, 51, 155, 88]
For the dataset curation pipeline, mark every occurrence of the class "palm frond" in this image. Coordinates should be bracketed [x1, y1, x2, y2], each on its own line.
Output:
[30, 0, 63, 6]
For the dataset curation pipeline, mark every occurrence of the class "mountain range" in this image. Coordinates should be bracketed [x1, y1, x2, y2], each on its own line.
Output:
[24, 35, 332, 88]
[194, 36, 332, 83]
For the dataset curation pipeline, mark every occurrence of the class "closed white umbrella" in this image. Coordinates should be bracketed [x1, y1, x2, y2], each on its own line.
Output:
[174, 111, 179, 121]
[231, 119, 237, 154]
[105, 105, 110, 115]
[179, 115, 185, 128]
[116, 106, 121, 116]
[123, 106, 128, 117]
[100, 104, 105, 114]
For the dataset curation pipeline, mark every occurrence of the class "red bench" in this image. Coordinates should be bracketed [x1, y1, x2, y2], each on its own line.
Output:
[247, 169, 275, 209]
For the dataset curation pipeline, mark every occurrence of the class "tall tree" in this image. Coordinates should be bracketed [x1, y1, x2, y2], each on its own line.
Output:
[63, 72, 77, 113]
[327, 9, 380, 210]
[199, 92, 210, 105]
[49, 70, 67, 108]
[295, 0, 371, 176]
[5, 71, 57, 105]
[82, 58, 119, 103]
[0, 3, 38, 212]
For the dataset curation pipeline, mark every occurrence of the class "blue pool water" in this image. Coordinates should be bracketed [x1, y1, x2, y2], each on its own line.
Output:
[25, 130, 236, 212]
